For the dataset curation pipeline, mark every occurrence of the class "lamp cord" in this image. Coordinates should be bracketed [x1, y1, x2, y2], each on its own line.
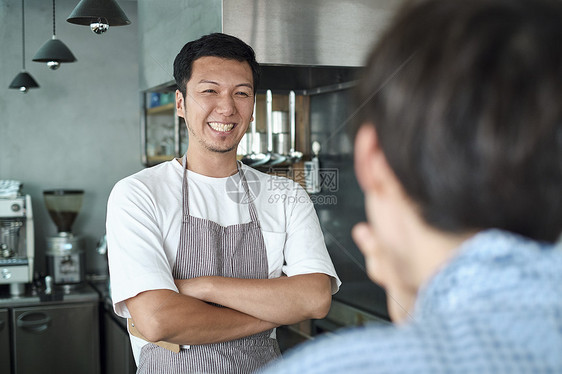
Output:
[52, 0, 56, 36]
[21, 0, 25, 70]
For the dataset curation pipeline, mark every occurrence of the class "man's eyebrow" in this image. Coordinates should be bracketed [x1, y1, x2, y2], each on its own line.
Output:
[198, 79, 219, 85]
[197, 80, 253, 89]
[236, 83, 253, 89]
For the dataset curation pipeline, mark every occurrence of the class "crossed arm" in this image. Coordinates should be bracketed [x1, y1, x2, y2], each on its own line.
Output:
[125, 273, 332, 346]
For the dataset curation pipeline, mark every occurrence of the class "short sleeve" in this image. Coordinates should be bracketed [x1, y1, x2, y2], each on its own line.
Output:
[106, 177, 178, 317]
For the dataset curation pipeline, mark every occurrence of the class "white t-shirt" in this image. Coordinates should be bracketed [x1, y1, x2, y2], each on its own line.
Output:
[106, 159, 341, 355]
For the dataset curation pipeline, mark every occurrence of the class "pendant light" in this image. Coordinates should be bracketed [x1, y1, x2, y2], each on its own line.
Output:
[9, 0, 39, 93]
[33, 0, 77, 70]
[66, 0, 131, 35]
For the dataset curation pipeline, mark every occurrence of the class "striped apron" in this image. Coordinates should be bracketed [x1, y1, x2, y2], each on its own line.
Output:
[136, 157, 281, 374]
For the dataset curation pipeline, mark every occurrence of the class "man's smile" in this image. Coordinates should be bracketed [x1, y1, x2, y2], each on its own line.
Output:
[208, 122, 235, 132]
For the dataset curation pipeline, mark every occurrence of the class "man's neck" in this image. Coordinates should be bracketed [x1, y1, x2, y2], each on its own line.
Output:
[184, 148, 239, 178]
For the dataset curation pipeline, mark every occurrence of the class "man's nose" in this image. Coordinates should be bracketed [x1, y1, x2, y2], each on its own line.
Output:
[215, 94, 236, 116]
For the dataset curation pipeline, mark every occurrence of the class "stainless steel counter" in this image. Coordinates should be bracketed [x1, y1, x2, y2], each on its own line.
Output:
[0, 282, 99, 307]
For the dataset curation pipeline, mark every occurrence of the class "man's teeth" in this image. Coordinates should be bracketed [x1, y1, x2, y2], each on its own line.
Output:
[209, 122, 234, 132]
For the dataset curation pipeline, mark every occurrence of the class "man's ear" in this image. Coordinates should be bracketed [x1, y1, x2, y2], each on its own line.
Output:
[176, 89, 185, 119]
[354, 124, 394, 194]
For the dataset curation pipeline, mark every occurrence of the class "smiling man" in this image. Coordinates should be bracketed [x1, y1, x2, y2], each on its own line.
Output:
[106, 33, 340, 374]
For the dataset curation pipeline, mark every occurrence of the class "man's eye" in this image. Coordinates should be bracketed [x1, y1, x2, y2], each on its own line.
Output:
[203, 89, 216, 93]
[236, 92, 250, 97]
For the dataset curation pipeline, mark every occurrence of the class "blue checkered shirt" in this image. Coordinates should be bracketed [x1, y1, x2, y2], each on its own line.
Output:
[260, 229, 562, 373]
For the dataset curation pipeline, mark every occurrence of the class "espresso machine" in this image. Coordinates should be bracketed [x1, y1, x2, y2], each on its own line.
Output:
[0, 195, 34, 296]
[43, 190, 85, 289]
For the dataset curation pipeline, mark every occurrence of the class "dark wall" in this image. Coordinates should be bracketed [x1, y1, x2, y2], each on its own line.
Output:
[310, 88, 388, 319]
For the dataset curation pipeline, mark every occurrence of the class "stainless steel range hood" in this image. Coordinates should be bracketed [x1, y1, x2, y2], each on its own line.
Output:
[138, 0, 401, 91]
[223, 0, 397, 68]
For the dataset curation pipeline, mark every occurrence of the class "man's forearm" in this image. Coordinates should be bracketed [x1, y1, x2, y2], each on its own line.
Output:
[125, 289, 278, 345]
[175, 273, 332, 325]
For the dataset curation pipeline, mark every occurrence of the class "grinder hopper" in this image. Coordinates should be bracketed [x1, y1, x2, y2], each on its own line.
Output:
[43, 190, 83, 233]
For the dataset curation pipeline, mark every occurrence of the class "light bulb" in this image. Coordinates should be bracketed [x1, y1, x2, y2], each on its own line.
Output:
[90, 18, 109, 34]
[47, 61, 61, 70]
[19, 86, 28, 93]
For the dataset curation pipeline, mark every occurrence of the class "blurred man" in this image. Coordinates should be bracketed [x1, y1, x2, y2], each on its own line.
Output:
[261, 0, 562, 372]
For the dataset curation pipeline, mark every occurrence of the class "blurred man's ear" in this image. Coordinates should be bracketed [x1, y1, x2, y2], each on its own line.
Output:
[354, 124, 385, 191]
[354, 123, 403, 198]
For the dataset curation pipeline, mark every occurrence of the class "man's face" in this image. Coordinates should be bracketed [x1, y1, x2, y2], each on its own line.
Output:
[176, 56, 255, 155]
[353, 124, 418, 322]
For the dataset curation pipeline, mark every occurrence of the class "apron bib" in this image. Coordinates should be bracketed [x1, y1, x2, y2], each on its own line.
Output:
[137, 157, 280, 374]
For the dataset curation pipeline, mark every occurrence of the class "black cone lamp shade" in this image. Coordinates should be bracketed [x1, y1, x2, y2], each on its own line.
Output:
[33, 37, 76, 69]
[9, 0, 39, 92]
[9, 72, 40, 93]
[67, 0, 131, 34]
[33, 0, 76, 70]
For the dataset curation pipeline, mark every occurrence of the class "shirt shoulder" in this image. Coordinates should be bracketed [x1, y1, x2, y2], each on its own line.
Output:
[262, 324, 440, 374]
[109, 161, 181, 203]
[115, 160, 179, 189]
[265, 308, 562, 373]
[416, 229, 562, 316]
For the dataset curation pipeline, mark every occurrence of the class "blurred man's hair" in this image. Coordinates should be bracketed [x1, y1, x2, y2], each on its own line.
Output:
[354, 0, 562, 242]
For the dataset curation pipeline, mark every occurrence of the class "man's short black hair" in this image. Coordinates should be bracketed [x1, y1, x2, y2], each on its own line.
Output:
[173, 32, 261, 97]
[354, 0, 562, 242]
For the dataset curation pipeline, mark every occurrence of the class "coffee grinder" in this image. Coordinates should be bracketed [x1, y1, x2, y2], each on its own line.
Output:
[43, 190, 85, 288]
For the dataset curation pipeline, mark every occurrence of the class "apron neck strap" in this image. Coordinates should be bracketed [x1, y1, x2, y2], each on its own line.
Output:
[181, 154, 189, 216]
[238, 162, 260, 224]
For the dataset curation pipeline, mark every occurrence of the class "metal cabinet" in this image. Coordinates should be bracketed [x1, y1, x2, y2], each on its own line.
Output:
[103, 312, 136, 374]
[12, 302, 99, 374]
[0, 309, 10, 374]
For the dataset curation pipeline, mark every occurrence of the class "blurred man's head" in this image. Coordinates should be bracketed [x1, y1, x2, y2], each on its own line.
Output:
[355, 0, 562, 243]
[352, 0, 562, 321]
